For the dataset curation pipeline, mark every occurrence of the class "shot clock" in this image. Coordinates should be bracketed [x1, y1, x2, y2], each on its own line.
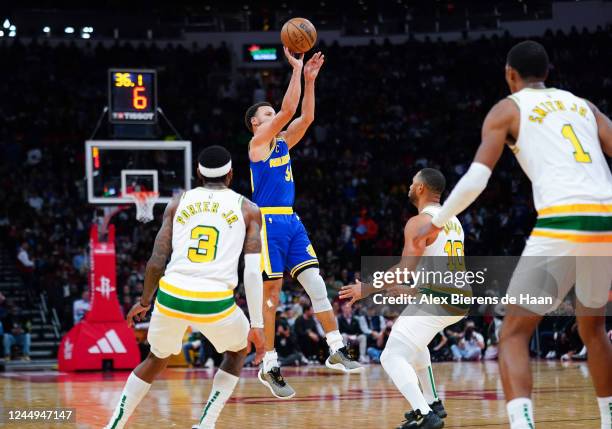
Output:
[108, 69, 157, 124]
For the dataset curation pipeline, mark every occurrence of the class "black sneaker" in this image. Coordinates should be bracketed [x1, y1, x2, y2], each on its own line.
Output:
[398, 410, 444, 429]
[258, 366, 296, 399]
[430, 400, 447, 418]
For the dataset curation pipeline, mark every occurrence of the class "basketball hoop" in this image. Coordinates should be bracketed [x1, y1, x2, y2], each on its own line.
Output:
[128, 191, 159, 223]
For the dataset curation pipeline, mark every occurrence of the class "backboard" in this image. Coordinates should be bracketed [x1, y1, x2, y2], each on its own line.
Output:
[85, 140, 192, 205]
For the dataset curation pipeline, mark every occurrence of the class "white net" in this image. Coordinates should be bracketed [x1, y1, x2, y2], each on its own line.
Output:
[128, 191, 159, 223]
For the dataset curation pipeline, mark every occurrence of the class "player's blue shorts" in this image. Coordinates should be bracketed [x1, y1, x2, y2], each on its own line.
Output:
[260, 207, 319, 280]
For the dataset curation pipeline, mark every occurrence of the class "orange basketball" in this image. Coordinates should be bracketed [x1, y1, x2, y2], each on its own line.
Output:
[281, 18, 317, 54]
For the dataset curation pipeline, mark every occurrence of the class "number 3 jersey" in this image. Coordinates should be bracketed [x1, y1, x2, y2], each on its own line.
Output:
[507, 88, 612, 238]
[162, 187, 246, 293]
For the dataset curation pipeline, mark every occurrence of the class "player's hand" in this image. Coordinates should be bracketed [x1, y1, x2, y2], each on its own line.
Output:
[247, 327, 266, 365]
[339, 280, 362, 306]
[283, 46, 304, 70]
[415, 221, 442, 250]
[304, 51, 325, 82]
[126, 301, 151, 327]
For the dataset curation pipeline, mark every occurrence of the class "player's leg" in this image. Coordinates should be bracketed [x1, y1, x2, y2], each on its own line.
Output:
[258, 214, 297, 398]
[575, 251, 612, 429]
[500, 235, 577, 429]
[287, 219, 362, 372]
[413, 346, 447, 418]
[498, 306, 542, 429]
[380, 317, 444, 429]
[104, 311, 185, 429]
[194, 308, 249, 429]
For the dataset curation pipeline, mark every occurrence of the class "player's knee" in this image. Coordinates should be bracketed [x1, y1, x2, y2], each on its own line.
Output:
[380, 347, 393, 370]
[297, 268, 331, 313]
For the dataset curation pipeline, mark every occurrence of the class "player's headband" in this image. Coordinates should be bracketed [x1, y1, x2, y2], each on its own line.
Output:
[198, 160, 232, 178]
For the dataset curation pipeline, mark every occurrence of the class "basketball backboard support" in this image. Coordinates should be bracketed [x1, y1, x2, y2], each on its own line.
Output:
[85, 140, 191, 205]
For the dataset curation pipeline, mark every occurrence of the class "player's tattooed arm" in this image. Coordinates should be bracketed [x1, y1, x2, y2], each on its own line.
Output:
[284, 52, 325, 148]
[585, 100, 612, 157]
[141, 197, 178, 305]
[241, 197, 262, 254]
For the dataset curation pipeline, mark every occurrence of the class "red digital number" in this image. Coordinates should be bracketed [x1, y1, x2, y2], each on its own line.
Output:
[133, 87, 148, 110]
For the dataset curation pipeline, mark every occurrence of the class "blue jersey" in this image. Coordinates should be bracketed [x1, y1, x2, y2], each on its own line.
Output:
[250, 137, 294, 208]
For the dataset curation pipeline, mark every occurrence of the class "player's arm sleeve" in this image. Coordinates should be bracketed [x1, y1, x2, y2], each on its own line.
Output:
[431, 162, 492, 228]
[243, 253, 264, 328]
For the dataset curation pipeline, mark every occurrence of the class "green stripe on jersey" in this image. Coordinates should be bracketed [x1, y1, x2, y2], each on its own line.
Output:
[535, 215, 612, 232]
[157, 289, 235, 315]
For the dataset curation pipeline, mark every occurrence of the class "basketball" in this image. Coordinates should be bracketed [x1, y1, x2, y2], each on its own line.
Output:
[281, 18, 317, 53]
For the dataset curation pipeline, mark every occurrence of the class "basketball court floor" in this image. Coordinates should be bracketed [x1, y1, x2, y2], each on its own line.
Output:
[0, 360, 599, 428]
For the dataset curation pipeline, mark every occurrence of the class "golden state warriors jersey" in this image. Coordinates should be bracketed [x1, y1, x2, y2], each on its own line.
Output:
[250, 137, 295, 207]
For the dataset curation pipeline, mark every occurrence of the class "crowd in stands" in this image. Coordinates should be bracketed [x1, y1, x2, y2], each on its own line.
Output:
[0, 25, 611, 362]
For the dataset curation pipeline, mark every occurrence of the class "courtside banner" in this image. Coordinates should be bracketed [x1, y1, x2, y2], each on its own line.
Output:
[357, 256, 612, 318]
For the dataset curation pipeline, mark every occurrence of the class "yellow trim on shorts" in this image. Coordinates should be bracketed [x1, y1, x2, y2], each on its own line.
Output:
[537, 204, 612, 217]
[156, 301, 238, 323]
[259, 213, 279, 276]
[531, 229, 612, 243]
[260, 206, 293, 215]
[289, 259, 319, 277]
[159, 279, 234, 300]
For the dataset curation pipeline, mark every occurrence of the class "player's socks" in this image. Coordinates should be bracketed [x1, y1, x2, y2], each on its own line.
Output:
[262, 350, 279, 372]
[597, 396, 612, 429]
[195, 369, 239, 429]
[325, 330, 344, 354]
[104, 372, 151, 429]
[416, 365, 438, 404]
[506, 397, 535, 429]
[381, 338, 431, 415]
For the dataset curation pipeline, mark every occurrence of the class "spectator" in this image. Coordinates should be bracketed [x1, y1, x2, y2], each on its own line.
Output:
[429, 330, 453, 362]
[3, 303, 32, 361]
[338, 302, 368, 363]
[0, 293, 6, 337]
[450, 320, 485, 361]
[73, 290, 91, 324]
[359, 306, 386, 357]
[16, 242, 36, 297]
[354, 209, 379, 255]
[294, 304, 324, 361]
[275, 311, 307, 366]
[484, 304, 505, 360]
[182, 331, 208, 368]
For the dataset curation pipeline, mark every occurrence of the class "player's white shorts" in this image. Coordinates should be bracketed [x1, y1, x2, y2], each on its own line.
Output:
[507, 234, 612, 314]
[147, 307, 249, 359]
[391, 313, 464, 349]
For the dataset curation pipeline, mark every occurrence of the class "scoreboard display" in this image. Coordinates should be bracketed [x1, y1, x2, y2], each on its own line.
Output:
[108, 69, 157, 124]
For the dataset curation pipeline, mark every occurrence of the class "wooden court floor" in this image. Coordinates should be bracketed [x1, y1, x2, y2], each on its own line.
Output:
[0, 360, 600, 428]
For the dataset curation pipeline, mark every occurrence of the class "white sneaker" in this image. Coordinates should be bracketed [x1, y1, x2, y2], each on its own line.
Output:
[545, 351, 556, 359]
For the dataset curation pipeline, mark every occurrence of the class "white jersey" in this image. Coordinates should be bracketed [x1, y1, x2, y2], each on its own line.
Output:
[162, 187, 246, 292]
[414, 205, 469, 316]
[422, 205, 464, 258]
[508, 88, 612, 212]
